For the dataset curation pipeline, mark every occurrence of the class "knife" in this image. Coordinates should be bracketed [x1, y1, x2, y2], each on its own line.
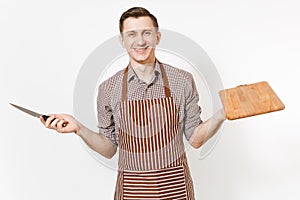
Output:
[10, 103, 67, 127]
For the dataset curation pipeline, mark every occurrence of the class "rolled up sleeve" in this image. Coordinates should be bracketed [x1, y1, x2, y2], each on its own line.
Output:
[182, 74, 203, 140]
[97, 82, 118, 147]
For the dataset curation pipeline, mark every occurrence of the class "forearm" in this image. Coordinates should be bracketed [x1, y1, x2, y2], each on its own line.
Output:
[75, 123, 117, 159]
[189, 108, 226, 149]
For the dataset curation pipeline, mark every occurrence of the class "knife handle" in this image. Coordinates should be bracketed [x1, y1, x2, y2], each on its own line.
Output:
[42, 115, 67, 127]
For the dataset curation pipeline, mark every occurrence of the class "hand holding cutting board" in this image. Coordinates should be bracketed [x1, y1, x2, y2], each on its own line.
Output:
[219, 81, 285, 120]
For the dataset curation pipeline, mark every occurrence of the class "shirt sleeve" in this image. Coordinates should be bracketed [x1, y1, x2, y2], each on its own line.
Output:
[183, 74, 203, 141]
[97, 82, 118, 147]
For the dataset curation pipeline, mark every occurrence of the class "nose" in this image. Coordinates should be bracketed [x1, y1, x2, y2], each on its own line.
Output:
[136, 34, 146, 46]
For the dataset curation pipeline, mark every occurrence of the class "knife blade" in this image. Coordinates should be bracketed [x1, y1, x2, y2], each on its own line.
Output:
[10, 103, 67, 127]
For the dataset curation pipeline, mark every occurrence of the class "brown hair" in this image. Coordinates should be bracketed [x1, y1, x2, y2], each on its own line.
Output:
[119, 7, 159, 33]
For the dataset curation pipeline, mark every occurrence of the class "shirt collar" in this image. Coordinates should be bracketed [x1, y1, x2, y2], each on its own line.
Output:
[127, 60, 161, 83]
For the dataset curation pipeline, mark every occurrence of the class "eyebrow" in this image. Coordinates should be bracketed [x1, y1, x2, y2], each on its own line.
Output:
[125, 30, 137, 34]
[124, 28, 155, 34]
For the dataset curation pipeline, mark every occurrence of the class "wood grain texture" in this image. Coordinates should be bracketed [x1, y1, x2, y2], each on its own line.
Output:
[219, 81, 285, 120]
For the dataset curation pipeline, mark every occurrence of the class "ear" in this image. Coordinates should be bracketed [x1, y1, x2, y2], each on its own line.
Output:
[156, 31, 161, 45]
[119, 34, 125, 47]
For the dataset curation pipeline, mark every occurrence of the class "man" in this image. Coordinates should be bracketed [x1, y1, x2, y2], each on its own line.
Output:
[41, 7, 226, 200]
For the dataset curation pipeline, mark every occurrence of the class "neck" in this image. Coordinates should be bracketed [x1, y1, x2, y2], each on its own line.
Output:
[130, 58, 156, 83]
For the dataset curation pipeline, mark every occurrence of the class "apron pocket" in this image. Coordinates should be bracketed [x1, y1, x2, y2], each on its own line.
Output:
[122, 165, 188, 200]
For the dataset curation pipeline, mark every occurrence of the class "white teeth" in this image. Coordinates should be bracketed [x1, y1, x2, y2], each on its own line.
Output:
[134, 47, 148, 50]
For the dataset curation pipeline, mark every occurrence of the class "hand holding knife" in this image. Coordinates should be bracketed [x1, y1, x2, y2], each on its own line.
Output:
[10, 103, 68, 128]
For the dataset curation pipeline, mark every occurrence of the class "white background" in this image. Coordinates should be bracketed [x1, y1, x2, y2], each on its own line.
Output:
[1, 0, 300, 199]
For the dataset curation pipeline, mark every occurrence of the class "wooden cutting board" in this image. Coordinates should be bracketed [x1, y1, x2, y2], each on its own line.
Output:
[219, 81, 285, 120]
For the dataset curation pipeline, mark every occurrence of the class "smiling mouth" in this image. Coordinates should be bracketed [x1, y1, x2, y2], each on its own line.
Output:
[133, 47, 149, 53]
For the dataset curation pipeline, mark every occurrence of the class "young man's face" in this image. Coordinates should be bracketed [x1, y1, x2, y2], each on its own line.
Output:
[120, 16, 161, 65]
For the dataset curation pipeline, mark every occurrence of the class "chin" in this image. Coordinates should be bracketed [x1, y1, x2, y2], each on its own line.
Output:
[132, 54, 155, 64]
[131, 56, 150, 63]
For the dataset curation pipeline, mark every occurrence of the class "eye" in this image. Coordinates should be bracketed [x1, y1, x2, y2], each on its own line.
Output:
[144, 31, 152, 36]
[127, 32, 136, 38]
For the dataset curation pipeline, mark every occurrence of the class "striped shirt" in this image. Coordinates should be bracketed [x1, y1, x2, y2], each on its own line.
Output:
[97, 60, 202, 147]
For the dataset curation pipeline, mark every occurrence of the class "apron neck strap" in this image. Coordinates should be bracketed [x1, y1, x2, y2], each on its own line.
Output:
[122, 61, 171, 102]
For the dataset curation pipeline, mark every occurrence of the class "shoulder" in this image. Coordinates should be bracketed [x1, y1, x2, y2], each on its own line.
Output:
[161, 62, 195, 84]
[98, 68, 125, 92]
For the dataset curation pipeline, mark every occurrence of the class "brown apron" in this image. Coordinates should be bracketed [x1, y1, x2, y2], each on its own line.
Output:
[114, 63, 195, 200]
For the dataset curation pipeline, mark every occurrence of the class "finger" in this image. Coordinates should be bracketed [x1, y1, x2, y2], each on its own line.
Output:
[40, 116, 45, 124]
[45, 115, 56, 128]
[50, 118, 60, 129]
[55, 114, 70, 128]
[57, 120, 68, 130]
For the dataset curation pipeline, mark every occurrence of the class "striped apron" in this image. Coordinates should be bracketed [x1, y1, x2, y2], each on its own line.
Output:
[114, 63, 195, 200]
